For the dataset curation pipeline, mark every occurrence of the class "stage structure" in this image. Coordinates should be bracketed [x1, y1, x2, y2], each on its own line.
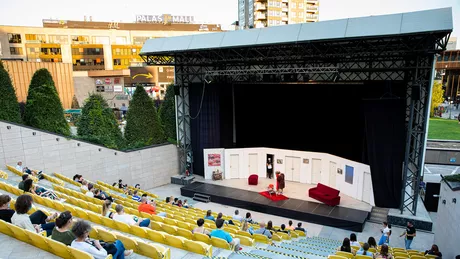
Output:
[141, 8, 453, 215]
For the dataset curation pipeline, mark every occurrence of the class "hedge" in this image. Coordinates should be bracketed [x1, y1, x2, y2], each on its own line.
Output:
[0, 61, 22, 123]
[159, 84, 176, 141]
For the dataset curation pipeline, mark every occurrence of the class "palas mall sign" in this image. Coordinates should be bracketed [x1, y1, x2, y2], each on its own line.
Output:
[136, 14, 194, 24]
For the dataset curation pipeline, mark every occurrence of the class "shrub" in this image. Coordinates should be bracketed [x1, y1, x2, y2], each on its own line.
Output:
[0, 61, 22, 123]
[71, 95, 80, 109]
[77, 94, 123, 148]
[125, 84, 166, 145]
[159, 84, 176, 141]
[23, 69, 70, 135]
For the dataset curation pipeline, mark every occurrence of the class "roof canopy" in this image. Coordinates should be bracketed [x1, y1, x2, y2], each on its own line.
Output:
[140, 8, 453, 56]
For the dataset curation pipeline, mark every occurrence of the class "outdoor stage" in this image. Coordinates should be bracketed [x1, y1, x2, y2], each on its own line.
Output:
[181, 178, 371, 232]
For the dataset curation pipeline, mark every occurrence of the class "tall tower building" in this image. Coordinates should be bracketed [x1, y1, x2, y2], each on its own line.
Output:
[239, 0, 319, 29]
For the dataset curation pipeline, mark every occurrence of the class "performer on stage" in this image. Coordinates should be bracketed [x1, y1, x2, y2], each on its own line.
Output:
[266, 158, 273, 179]
[275, 171, 285, 195]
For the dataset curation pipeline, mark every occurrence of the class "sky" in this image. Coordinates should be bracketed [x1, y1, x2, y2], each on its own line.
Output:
[0, 0, 459, 38]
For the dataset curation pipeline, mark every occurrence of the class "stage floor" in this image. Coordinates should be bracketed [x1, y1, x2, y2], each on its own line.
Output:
[182, 179, 371, 232]
[197, 177, 372, 212]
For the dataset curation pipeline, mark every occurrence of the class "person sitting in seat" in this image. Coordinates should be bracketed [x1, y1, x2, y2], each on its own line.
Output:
[81, 180, 89, 191]
[16, 161, 42, 178]
[210, 218, 241, 251]
[23, 179, 60, 201]
[295, 222, 307, 233]
[192, 218, 210, 236]
[73, 174, 83, 184]
[131, 190, 141, 202]
[240, 220, 254, 235]
[278, 224, 290, 235]
[94, 189, 109, 200]
[183, 199, 190, 208]
[134, 184, 140, 189]
[113, 204, 150, 227]
[52, 211, 76, 245]
[173, 197, 179, 206]
[374, 244, 393, 259]
[266, 221, 276, 235]
[368, 237, 377, 249]
[245, 212, 257, 224]
[286, 220, 295, 231]
[357, 243, 373, 257]
[425, 244, 442, 257]
[254, 222, 272, 238]
[138, 197, 166, 217]
[233, 210, 243, 222]
[18, 174, 29, 191]
[71, 220, 133, 259]
[204, 210, 215, 221]
[350, 233, 361, 247]
[85, 183, 95, 197]
[10, 194, 58, 236]
[101, 199, 114, 219]
[338, 238, 356, 255]
[267, 184, 276, 196]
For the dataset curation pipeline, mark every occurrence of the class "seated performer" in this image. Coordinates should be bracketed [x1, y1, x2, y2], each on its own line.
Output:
[267, 184, 276, 196]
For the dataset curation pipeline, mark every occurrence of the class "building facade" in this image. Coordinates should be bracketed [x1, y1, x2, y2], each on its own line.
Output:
[238, 0, 319, 29]
[0, 18, 222, 102]
[436, 49, 460, 102]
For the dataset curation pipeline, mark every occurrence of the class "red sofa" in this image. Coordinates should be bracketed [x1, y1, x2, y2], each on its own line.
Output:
[308, 183, 340, 206]
[248, 174, 258, 185]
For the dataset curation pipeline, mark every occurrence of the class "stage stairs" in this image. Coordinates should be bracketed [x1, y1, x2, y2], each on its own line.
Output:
[369, 207, 390, 223]
[193, 192, 211, 203]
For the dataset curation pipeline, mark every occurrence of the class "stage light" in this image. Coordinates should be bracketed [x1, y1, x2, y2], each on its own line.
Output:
[204, 75, 212, 84]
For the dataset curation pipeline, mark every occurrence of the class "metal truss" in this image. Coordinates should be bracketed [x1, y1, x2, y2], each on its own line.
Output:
[206, 66, 338, 76]
[400, 55, 434, 215]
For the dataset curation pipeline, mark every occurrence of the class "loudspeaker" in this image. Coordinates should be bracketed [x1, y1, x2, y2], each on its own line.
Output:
[412, 84, 421, 100]
[174, 84, 180, 95]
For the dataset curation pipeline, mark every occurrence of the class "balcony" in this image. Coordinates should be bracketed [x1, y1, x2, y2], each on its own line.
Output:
[255, 3, 266, 10]
[282, 16, 288, 21]
[306, 5, 319, 13]
[306, 0, 318, 3]
[282, 7, 288, 12]
[306, 14, 318, 19]
[255, 12, 267, 20]
[282, 0, 288, 2]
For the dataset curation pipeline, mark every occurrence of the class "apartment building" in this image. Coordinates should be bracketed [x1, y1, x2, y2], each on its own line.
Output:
[238, 0, 319, 29]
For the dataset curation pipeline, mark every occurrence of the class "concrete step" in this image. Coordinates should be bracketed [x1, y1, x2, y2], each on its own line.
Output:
[369, 207, 389, 223]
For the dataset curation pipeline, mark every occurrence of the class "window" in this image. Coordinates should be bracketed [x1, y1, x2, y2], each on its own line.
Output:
[25, 34, 46, 43]
[291, 2, 296, 8]
[133, 36, 149, 45]
[71, 47, 103, 55]
[10, 47, 23, 55]
[116, 37, 127, 44]
[49, 35, 68, 44]
[92, 36, 110, 44]
[450, 53, 457, 61]
[71, 35, 89, 42]
[8, 34, 22, 43]
[114, 59, 121, 66]
[444, 55, 449, 61]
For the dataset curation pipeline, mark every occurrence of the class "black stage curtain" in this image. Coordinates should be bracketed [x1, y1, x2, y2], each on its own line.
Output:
[363, 99, 406, 208]
[189, 83, 233, 176]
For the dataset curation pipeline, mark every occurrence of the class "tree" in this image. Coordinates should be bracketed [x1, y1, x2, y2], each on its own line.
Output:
[125, 84, 165, 146]
[159, 84, 177, 141]
[0, 61, 22, 123]
[430, 80, 444, 117]
[77, 94, 123, 148]
[71, 95, 80, 109]
[23, 69, 70, 135]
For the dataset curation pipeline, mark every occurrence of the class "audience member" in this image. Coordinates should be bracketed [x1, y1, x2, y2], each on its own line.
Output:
[368, 237, 377, 249]
[425, 245, 442, 257]
[131, 190, 141, 202]
[233, 210, 243, 222]
[357, 243, 373, 257]
[23, 178, 60, 200]
[254, 222, 272, 238]
[16, 161, 42, 177]
[204, 210, 215, 221]
[177, 200, 183, 207]
[71, 220, 133, 259]
[379, 221, 391, 245]
[400, 221, 416, 250]
[338, 238, 355, 255]
[86, 183, 95, 197]
[295, 222, 306, 233]
[0, 194, 14, 222]
[113, 204, 150, 227]
[118, 179, 127, 189]
[138, 197, 167, 217]
[94, 189, 108, 200]
[168, 196, 174, 204]
[73, 174, 83, 183]
[350, 233, 361, 246]
[81, 180, 89, 191]
[18, 174, 29, 191]
[192, 218, 210, 236]
[165, 197, 171, 203]
[183, 199, 190, 208]
[173, 198, 179, 205]
[240, 220, 254, 235]
[266, 220, 275, 234]
[134, 184, 140, 189]
[102, 200, 113, 219]
[51, 211, 76, 245]
[245, 212, 256, 224]
[11, 194, 57, 236]
[375, 244, 393, 259]
[286, 220, 295, 231]
[210, 218, 241, 251]
[278, 224, 290, 234]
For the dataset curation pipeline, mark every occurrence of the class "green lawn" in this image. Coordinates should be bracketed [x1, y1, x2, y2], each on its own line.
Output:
[428, 118, 460, 140]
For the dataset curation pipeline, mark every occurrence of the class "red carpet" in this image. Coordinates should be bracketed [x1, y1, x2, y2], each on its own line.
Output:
[259, 191, 289, 201]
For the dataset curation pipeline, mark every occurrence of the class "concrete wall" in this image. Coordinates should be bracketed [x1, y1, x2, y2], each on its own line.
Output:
[0, 121, 179, 190]
[434, 181, 460, 259]
[204, 147, 375, 206]
[425, 148, 460, 165]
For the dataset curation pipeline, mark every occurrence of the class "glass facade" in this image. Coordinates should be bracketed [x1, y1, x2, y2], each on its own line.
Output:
[238, 0, 254, 29]
[49, 35, 68, 44]
[8, 33, 21, 43]
[111, 45, 143, 70]
[71, 45, 105, 71]
[9, 47, 23, 55]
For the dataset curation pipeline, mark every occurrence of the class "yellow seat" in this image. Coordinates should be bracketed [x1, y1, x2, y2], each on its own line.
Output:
[147, 230, 166, 244]
[356, 255, 373, 259]
[162, 224, 178, 235]
[290, 231, 298, 238]
[393, 248, 407, 252]
[236, 235, 254, 246]
[237, 230, 252, 238]
[394, 252, 410, 258]
[75, 208, 89, 220]
[26, 230, 50, 252]
[7, 224, 30, 243]
[272, 234, 282, 241]
[93, 227, 117, 242]
[62, 203, 77, 215]
[253, 233, 271, 244]
[130, 225, 148, 239]
[177, 221, 191, 230]
[223, 227, 238, 234]
[163, 217, 177, 226]
[150, 214, 164, 223]
[193, 232, 211, 244]
[425, 255, 438, 259]
[134, 238, 169, 259]
[101, 216, 117, 229]
[329, 256, 348, 259]
[336, 251, 354, 259]
[165, 234, 186, 249]
[410, 256, 426, 259]
[150, 221, 163, 231]
[369, 248, 377, 253]
[114, 220, 131, 233]
[0, 220, 14, 237]
[277, 232, 291, 240]
[47, 237, 73, 258]
[87, 212, 104, 225]
[69, 246, 112, 259]
[115, 233, 138, 251]
[176, 227, 193, 239]
[211, 236, 232, 250]
[184, 239, 212, 256]
[352, 245, 361, 251]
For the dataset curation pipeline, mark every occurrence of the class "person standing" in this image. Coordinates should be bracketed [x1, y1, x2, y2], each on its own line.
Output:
[276, 171, 285, 195]
[378, 221, 391, 245]
[266, 158, 273, 179]
[400, 221, 416, 249]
